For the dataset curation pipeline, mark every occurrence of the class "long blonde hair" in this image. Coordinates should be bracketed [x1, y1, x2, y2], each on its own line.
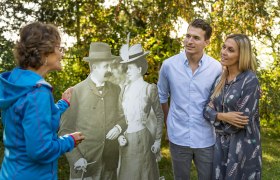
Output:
[211, 34, 257, 99]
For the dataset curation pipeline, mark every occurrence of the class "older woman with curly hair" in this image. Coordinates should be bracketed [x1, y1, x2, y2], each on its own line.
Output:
[0, 22, 85, 180]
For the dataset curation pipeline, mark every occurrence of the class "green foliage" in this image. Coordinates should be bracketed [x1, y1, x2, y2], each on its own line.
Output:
[259, 65, 280, 133]
[46, 47, 90, 100]
[0, 36, 15, 73]
[0, 0, 280, 141]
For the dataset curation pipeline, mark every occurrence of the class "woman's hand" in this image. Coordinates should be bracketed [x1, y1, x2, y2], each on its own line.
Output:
[217, 112, 249, 128]
[151, 139, 161, 154]
[62, 87, 73, 102]
[70, 132, 85, 147]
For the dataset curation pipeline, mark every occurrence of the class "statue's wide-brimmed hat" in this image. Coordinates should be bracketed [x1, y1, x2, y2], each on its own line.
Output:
[120, 44, 150, 63]
[119, 34, 149, 75]
[83, 42, 117, 62]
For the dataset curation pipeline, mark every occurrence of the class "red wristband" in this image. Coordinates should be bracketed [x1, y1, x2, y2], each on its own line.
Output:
[69, 134, 77, 147]
[62, 98, 70, 106]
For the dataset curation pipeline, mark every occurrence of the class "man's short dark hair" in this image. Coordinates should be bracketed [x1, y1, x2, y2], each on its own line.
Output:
[189, 19, 212, 40]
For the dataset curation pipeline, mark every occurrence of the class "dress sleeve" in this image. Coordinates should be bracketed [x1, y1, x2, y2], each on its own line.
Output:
[203, 100, 219, 125]
[115, 85, 127, 132]
[238, 74, 261, 152]
[22, 87, 74, 164]
[149, 84, 164, 141]
[237, 75, 260, 127]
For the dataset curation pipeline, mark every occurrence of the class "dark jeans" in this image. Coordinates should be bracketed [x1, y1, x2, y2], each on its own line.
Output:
[169, 142, 214, 180]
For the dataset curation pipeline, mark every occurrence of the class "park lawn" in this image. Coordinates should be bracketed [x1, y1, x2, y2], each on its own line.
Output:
[58, 128, 280, 179]
[0, 127, 269, 179]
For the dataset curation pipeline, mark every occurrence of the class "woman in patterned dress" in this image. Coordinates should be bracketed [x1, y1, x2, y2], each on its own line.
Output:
[204, 34, 262, 180]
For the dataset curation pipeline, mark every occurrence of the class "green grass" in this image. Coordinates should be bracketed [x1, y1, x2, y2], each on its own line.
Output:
[261, 128, 280, 179]
[157, 129, 280, 180]
[0, 127, 279, 179]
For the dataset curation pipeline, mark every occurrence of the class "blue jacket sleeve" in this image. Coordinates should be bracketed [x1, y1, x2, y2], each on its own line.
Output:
[22, 87, 74, 164]
[56, 99, 69, 114]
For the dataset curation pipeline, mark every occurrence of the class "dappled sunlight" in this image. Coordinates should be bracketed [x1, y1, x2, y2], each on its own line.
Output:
[263, 152, 277, 162]
[161, 146, 171, 158]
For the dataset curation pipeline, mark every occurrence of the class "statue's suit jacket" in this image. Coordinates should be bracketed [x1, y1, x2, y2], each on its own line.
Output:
[59, 77, 127, 178]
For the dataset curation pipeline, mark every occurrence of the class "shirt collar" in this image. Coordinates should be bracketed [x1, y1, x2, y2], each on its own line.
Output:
[182, 51, 205, 67]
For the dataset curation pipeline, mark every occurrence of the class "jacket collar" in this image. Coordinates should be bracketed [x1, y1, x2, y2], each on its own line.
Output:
[86, 77, 108, 97]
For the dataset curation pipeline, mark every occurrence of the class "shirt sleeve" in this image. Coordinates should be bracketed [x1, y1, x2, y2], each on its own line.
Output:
[22, 87, 74, 164]
[157, 62, 170, 104]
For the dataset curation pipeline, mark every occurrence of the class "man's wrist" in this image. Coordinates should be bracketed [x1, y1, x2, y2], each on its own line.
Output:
[155, 139, 161, 144]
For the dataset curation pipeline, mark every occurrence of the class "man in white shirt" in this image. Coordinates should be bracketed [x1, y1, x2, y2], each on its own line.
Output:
[158, 19, 222, 180]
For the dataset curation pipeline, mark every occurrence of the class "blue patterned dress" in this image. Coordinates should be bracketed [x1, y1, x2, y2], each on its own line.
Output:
[204, 70, 262, 180]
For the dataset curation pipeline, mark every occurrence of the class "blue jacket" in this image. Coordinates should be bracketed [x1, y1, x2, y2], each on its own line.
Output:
[0, 67, 74, 180]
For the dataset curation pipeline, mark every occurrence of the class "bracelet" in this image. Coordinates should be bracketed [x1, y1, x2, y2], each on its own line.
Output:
[62, 98, 70, 106]
[69, 134, 77, 147]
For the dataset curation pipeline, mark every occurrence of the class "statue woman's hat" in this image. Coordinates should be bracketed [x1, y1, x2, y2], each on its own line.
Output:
[119, 33, 149, 75]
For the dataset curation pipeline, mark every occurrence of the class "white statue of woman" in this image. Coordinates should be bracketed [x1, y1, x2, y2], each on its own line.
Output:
[118, 39, 164, 180]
